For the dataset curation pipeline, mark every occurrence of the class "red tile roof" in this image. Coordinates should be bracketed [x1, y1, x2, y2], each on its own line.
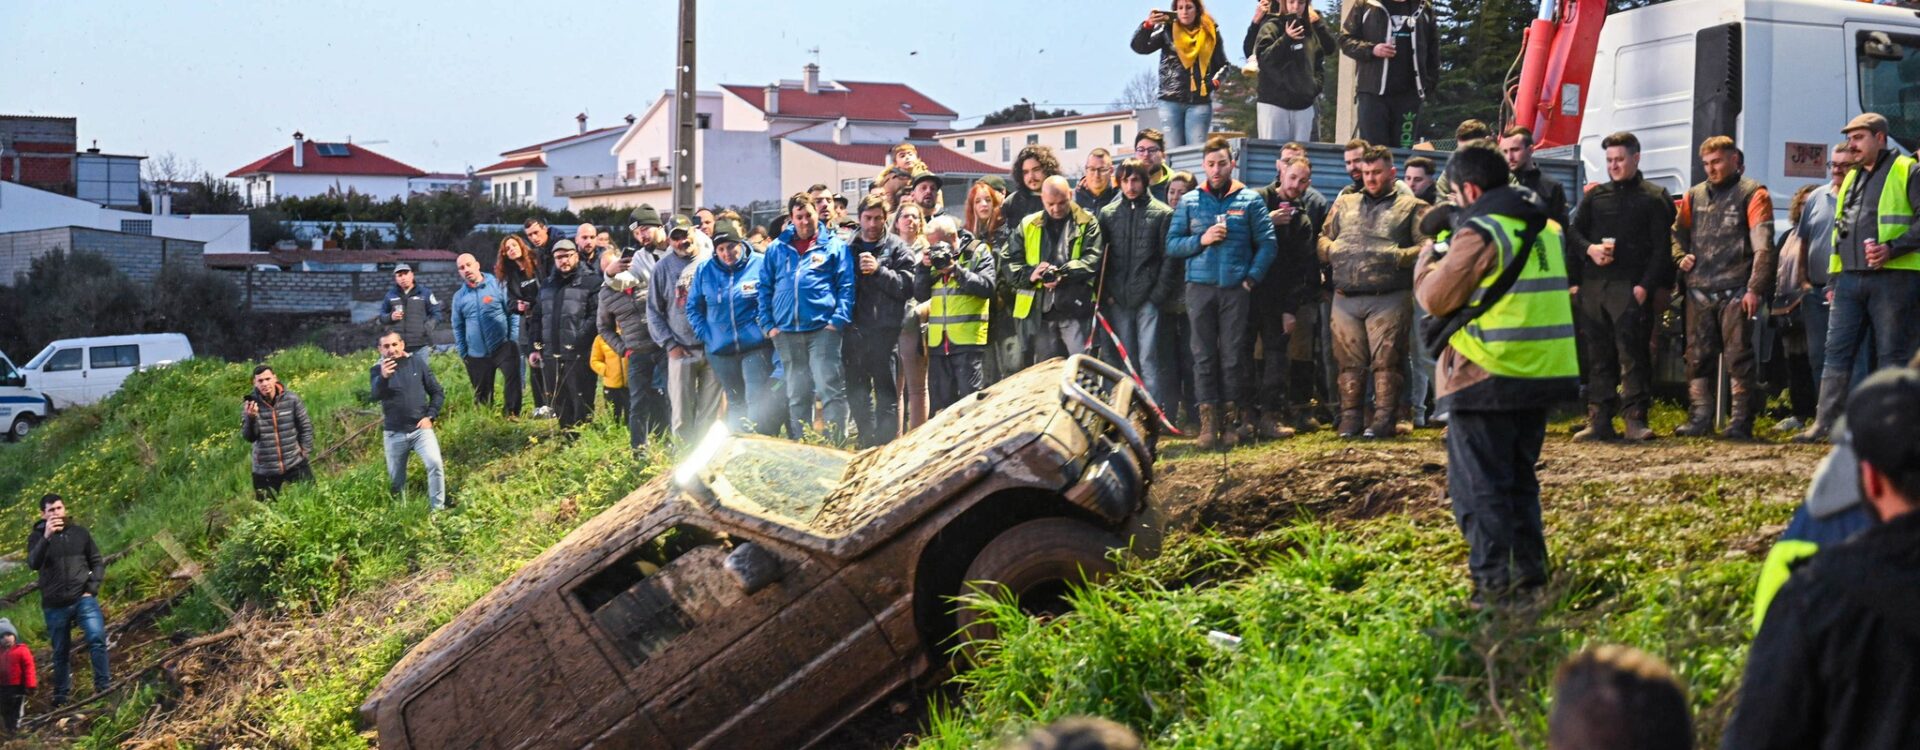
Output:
[499, 125, 626, 156]
[475, 155, 547, 175]
[721, 81, 956, 123]
[790, 142, 1000, 173]
[204, 249, 458, 268]
[227, 142, 426, 178]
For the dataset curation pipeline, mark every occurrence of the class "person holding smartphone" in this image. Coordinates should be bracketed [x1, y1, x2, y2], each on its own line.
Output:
[27, 493, 107, 707]
[1131, 0, 1230, 148]
[242, 364, 314, 498]
[1338, 0, 1438, 148]
[1247, 0, 1337, 141]
[372, 331, 447, 510]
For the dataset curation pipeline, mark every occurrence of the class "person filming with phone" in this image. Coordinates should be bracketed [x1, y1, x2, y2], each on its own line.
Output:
[27, 493, 108, 706]
[372, 331, 447, 511]
[1132, 0, 1230, 148]
[1338, 0, 1438, 147]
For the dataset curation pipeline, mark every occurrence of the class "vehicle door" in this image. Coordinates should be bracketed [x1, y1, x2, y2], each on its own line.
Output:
[1849, 23, 1920, 156]
[29, 347, 86, 409]
[561, 519, 887, 749]
[86, 344, 140, 403]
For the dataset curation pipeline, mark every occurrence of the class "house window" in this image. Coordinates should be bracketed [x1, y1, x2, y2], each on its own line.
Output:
[1026, 134, 1039, 145]
[956, 138, 966, 148]
[841, 178, 861, 194]
[494, 183, 504, 203]
[650, 158, 663, 176]
[696, 113, 712, 129]
[626, 161, 637, 181]
[974, 140, 985, 154]
[119, 219, 153, 236]
[510, 181, 519, 201]
[1001, 137, 1011, 161]
[1064, 130, 1078, 150]
[1113, 124, 1124, 144]
[524, 179, 534, 200]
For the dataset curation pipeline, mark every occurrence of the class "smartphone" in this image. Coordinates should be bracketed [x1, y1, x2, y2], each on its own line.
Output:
[622, 247, 636, 261]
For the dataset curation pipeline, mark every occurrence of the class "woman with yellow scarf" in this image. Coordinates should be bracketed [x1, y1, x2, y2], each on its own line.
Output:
[1130, 0, 1231, 148]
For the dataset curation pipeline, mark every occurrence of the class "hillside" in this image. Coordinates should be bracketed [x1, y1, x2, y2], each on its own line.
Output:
[0, 348, 1821, 747]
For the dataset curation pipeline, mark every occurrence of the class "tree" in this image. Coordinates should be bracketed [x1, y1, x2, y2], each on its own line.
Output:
[1426, 0, 1532, 142]
[1112, 69, 1161, 110]
[979, 102, 1082, 127]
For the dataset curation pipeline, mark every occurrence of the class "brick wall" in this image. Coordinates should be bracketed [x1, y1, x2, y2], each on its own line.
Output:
[222, 269, 464, 316]
[0, 226, 203, 285]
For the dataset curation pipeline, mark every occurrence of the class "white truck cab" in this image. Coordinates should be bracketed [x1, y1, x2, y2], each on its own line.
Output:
[0, 351, 51, 441]
[1579, 0, 1920, 214]
[20, 333, 194, 409]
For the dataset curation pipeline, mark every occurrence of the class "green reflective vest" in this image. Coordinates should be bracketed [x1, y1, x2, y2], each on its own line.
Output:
[1013, 213, 1088, 320]
[1831, 153, 1920, 273]
[1752, 539, 1820, 632]
[928, 252, 991, 348]
[1448, 215, 1580, 381]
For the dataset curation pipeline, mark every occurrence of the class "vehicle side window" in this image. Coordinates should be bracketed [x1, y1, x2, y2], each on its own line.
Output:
[1858, 31, 1920, 152]
[44, 349, 82, 373]
[89, 345, 139, 369]
[572, 525, 737, 666]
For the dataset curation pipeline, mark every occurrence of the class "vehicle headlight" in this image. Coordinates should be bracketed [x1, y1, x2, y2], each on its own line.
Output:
[673, 422, 732, 490]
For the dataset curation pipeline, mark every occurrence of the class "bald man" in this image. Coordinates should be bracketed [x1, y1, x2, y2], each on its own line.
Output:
[1007, 175, 1107, 360]
[450, 252, 522, 416]
[575, 223, 602, 266]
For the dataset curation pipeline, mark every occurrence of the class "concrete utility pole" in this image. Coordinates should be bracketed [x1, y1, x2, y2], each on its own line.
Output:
[1333, 0, 1357, 143]
[671, 0, 697, 215]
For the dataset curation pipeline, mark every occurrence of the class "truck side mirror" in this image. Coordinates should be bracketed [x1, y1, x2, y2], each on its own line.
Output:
[724, 543, 783, 594]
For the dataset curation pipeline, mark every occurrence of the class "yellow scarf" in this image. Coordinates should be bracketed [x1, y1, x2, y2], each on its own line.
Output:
[1170, 16, 1219, 96]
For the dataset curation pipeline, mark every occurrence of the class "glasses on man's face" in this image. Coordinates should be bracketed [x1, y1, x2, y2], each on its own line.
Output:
[1137, 146, 1163, 155]
[1089, 166, 1113, 174]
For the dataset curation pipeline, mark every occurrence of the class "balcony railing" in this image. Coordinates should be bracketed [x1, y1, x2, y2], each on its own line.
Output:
[553, 173, 668, 197]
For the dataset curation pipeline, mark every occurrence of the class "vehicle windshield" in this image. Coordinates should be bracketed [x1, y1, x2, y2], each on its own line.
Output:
[23, 345, 56, 371]
[1858, 30, 1920, 153]
[707, 439, 851, 530]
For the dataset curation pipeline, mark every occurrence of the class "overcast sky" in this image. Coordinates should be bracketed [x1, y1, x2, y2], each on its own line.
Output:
[6, 0, 1274, 178]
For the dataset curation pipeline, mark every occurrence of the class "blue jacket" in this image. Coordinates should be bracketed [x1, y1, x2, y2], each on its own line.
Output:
[449, 273, 518, 358]
[756, 225, 856, 333]
[1166, 179, 1279, 288]
[687, 252, 770, 356]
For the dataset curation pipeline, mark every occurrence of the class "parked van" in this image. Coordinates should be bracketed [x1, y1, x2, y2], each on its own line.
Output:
[21, 333, 194, 409]
[0, 351, 51, 441]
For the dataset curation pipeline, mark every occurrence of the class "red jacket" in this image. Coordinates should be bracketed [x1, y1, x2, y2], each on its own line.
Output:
[3, 644, 36, 689]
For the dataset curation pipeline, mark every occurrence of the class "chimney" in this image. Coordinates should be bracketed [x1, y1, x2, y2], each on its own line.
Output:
[765, 84, 780, 115]
[803, 63, 820, 94]
[833, 121, 850, 145]
[292, 131, 305, 169]
[576, 112, 588, 134]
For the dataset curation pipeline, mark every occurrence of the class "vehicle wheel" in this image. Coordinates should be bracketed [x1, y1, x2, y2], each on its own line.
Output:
[955, 518, 1121, 659]
[7, 415, 33, 442]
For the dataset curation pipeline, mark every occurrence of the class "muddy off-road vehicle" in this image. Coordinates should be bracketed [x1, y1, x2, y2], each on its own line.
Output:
[360, 355, 1162, 749]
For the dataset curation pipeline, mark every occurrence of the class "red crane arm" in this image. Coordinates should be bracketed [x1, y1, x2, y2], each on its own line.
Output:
[1512, 0, 1608, 148]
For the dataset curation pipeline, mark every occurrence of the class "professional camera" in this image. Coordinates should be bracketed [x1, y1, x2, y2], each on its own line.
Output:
[929, 242, 956, 271]
[1038, 266, 1063, 285]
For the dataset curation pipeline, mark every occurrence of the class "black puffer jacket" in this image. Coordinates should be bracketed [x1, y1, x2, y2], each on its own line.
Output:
[27, 520, 103, 609]
[530, 265, 601, 358]
[1131, 17, 1231, 105]
[1249, 12, 1338, 109]
[847, 233, 917, 332]
[242, 385, 313, 475]
[1097, 193, 1181, 309]
[598, 278, 656, 357]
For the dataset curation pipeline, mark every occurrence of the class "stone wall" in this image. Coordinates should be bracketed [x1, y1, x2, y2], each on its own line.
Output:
[217, 269, 463, 319]
[0, 226, 204, 285]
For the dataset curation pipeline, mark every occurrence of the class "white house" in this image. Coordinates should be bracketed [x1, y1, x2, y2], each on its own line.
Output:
[227, 132, 427, 206]
[0, 179, 249, 254]
[477, 114, 625, 212]
[584, 64, 984, 214]
[935, 110, 1156, 176]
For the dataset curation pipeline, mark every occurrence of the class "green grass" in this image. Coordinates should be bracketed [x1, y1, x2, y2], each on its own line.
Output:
[917, 442, 1801, 749]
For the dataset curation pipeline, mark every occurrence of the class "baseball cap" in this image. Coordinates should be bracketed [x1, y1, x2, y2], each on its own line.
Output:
[392, 263, 412, 274]
[833, 192, 850, 208]
[551, 239, 578, 253]
[666, 213, 695, 238]
[711, 219, 746, 245]
[975, 175, 1009, 195]
[630, 204, 662, 227]
[911, 170, 944, 190]
[1843, 112, 1890, 136]
[1846, 365, 1920, 475]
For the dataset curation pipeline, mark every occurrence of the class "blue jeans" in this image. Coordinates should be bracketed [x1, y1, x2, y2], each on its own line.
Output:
[44, 596, 109, 702]
[382, 428, 446, 510]
[709, 346, 776, 435]
[1823, 271, 1917, 386]
[772, 327, 848, 441]
[1156, 100, 1213, 148]
[1103, 303, 1164, 405]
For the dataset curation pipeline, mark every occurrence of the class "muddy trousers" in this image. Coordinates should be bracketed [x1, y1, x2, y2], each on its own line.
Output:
[843, 326, 901, 448]
[928, 348, 985, 414]
[1186, 284, 1252, 406]
[1576, 279, 1653, 414]
[1331, 290, 1413, 409]
[1446, 408, 1550, 593]
[1683, 291, 1756, 392]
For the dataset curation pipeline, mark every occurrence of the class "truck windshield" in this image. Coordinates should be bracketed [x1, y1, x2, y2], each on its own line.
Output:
[708, 439, 851, 529]
[1858, 30, 1920, 152]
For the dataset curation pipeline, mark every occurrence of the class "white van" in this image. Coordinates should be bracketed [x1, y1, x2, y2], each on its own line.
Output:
[21, 333, 194, 409]
[0, 351, 51, 441]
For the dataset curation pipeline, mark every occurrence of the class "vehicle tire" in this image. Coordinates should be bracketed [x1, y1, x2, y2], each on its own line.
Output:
[954, 517, 1121, 659]
[7, 415, 33, 442]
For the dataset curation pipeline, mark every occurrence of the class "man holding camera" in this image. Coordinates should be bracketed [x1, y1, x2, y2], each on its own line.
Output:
[1414, 146, 1579, 607]
[917, 219, 999, 412]
[372, 331, 447, 510]
[845, 196, 917, 447]
[1009, 175, 1106, 361]
[28, 493, 109, 706]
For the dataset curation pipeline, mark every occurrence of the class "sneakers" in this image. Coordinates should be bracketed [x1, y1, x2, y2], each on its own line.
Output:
[1773, 416, 1805, 434]
[532, 406, 555, 419]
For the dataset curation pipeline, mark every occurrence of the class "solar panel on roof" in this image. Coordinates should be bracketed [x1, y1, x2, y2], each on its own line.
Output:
[314, 143, 350, 157]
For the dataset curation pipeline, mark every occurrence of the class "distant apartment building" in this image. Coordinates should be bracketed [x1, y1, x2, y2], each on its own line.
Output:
[935, 110, 1157, 177]
[228, 132, 429, 206]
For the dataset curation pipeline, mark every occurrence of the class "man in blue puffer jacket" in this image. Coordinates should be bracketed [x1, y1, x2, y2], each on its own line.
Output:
[757, 193, 857, 442]
[1167, 136, 1279, 450]
[450, 253, 521, 417]
[688, 220, 777, 434]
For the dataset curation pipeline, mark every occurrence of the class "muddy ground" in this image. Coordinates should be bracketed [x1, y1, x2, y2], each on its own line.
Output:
[12, 430, 1823, 748]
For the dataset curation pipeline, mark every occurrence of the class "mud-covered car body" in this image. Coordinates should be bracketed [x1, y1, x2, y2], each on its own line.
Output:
[361, 356, 1160, 749]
